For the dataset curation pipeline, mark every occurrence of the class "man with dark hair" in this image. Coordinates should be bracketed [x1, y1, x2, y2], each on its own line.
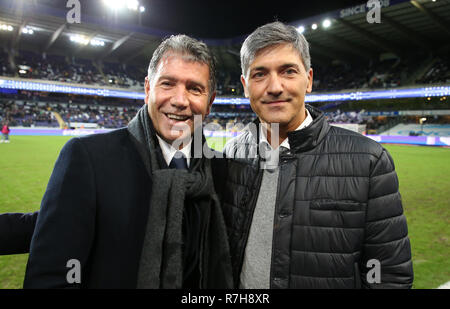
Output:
[221, 21, 414, 289]
[18, 34, 232, 289]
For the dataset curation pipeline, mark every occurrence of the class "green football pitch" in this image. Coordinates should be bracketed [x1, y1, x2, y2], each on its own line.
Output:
[0, 135, 449, 289]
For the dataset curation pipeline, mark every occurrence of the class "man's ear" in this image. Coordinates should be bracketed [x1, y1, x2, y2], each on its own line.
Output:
[306, 68, 313, 93]
[144, 76, 150, 104]
[206, 92, 216, 115]
[240, 75, 249, 98]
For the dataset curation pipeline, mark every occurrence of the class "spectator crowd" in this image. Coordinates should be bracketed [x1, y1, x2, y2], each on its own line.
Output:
[1, 49, 449, 96]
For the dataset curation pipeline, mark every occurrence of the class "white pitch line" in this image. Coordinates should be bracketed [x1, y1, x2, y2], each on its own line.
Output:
[437, 281, 450, 289]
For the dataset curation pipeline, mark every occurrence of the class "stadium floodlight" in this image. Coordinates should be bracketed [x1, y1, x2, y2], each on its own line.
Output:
[1, 24, 14, 31]
[322, 19, 331, 29]
[22, 28, 34, 35]
[105, 0, 125, 10]
[102, 0, 144, 12]
[70, 34, 89, 45]
[297, 26, 305, 34]
[311, 23, 318, 30]
[127, 0, 139, 11]
[90, 39, 105, 47]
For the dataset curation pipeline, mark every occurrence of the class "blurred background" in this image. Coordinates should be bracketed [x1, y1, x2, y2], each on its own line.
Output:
[0, 0, 448, 289]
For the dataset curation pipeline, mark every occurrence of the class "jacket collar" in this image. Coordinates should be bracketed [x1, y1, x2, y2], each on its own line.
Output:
[250, 104, 330, 154]
[287, 104, 330, 153]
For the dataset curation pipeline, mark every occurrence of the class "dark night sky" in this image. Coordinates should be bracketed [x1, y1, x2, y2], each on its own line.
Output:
[57, 0, 367, 38]
[136, 0, 366, 38]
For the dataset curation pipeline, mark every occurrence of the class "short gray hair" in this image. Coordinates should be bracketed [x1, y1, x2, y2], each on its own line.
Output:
[147, 34, 216, 96]
[240, 21, 311, 79]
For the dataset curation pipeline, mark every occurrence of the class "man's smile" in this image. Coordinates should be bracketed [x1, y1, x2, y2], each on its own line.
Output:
[262, 99, 292, 105]
[164, 113, 191, 121]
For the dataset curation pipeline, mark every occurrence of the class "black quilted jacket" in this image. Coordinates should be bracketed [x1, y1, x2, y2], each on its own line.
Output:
[218, 105, 414, 289]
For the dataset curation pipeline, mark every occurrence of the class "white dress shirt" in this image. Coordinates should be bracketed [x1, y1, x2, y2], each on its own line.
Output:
[260, 108, 313, 150]
[259, 109, 313, 168]
[156, 135, 192, 168]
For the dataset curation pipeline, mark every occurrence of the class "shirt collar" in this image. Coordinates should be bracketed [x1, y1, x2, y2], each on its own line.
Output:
[260, 108, 313, 150]
[156, 135, 192, 168]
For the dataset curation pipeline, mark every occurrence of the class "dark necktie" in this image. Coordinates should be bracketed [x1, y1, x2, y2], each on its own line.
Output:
[168, 150, 199, 287]
[169, 151, 188, 170]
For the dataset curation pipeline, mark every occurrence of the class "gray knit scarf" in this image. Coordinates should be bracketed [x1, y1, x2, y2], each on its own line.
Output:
[127, 106, 233, 289]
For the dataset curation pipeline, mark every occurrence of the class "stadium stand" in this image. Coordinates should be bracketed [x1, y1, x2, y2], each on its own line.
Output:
[3, 93, 448, 137]
[0, 0, 448, 138]
[313, 59, 395, 91]
[380, 123, 450, 137]
[0, 99, 141, 129]
[0, 49, 14, 77]
[14, 50, 105, 85]
[416, 55, 450, 84]
[4, 49, 447, 97]
[4, 49, 145, 89]
[102, 61, 146, 90]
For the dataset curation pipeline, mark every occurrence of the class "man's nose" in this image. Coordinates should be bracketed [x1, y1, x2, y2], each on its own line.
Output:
[170, 86, 189, 108]
[267, 73, 283, 97]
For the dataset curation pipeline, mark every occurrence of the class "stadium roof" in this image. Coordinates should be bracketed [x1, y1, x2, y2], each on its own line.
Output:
[0, 0, 449, 71]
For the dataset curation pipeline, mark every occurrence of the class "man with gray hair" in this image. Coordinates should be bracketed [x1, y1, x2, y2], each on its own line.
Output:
[21, 34, 233, 288]
[222, 21, 414, 288]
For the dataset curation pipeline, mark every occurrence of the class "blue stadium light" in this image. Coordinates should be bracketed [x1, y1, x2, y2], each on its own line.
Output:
[215, 87, 450, 104]
[213, 98, 250, 105]
[304, 87, 450, 103]
[0, 78, 449, 103]
[0, 79, 145, 100]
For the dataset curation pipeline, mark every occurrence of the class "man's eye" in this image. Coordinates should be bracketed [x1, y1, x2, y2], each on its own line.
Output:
[252, 72, 264, 78]
[285, 69, 297, 75]
[190, 87, 202, 93]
